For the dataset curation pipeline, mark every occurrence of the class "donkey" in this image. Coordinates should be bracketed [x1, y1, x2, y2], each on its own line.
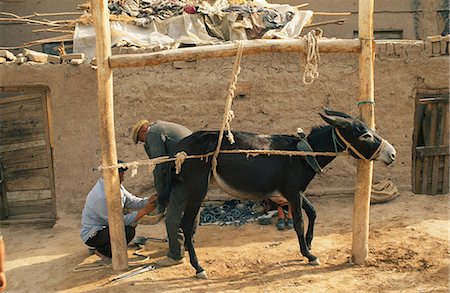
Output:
[174, 109, 396, 279]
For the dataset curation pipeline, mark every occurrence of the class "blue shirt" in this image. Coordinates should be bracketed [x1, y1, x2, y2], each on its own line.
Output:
[80, 177, 148, 243]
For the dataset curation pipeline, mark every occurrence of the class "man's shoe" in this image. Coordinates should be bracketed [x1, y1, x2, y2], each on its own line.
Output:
[155, 256, 184, 267]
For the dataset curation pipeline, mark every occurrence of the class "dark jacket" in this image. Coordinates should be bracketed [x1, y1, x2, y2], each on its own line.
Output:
[144, 120, 192, 208]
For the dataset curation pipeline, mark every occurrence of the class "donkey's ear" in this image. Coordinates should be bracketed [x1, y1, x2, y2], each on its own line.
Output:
[323, 108, 353, 119]
[319, 113, 352, 128]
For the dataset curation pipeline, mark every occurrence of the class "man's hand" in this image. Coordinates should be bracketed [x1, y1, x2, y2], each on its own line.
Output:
[0, 271, 6, 291]
[135, 194, 158, 222]
[148, 193, 158, 205]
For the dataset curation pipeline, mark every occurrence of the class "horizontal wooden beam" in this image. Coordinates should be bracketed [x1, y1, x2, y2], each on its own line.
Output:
[109, 38, 361, 68]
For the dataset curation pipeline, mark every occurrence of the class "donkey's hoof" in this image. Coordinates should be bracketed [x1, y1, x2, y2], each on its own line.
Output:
[196, 271, 208, 279]
[309, 258, 321, 266]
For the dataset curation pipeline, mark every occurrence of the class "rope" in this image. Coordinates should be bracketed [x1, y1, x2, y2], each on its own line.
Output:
[98, 148, 338, 175]
[301, 29, 322, 85]
[211, 41, 244, 177]
[357, 100, 375, 107]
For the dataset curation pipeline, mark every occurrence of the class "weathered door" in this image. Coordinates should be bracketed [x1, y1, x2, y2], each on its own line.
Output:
[0, 87, 56, 224]
[412, 90, 449, 195]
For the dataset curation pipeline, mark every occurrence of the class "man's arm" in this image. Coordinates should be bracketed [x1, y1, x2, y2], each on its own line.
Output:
[0, 236, 6, 291]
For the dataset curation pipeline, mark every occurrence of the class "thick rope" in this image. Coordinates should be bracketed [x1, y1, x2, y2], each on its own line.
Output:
[211, 41, 244, 177]
[98, 149, 337, 175]
[301, 29, 322, 85]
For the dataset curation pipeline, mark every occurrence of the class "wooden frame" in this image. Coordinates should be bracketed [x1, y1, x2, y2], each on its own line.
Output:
[0, 86, 56, 222]
[91, 0, 376, 270]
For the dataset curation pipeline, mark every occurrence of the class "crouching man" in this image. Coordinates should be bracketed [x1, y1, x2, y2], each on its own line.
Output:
[80, 160, 157, 262]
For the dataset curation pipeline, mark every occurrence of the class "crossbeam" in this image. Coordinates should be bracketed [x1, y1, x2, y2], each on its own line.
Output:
[109, 38, 361, 68]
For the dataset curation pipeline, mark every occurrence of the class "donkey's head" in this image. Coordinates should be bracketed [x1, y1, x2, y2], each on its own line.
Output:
[320, 109, 396, 165]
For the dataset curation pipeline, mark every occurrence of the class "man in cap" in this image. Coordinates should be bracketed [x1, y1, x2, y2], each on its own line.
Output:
[131, 119, 193, 267]
[80, 160, 157, 262]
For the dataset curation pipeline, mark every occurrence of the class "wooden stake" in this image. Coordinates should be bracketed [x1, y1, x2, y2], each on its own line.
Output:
[352, 0, 375, 264]
[109, 38, 361, 68]
[91, 0, 128, 271]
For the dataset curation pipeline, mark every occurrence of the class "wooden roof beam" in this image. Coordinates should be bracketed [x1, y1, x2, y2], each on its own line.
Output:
[109, 38, 361, 68]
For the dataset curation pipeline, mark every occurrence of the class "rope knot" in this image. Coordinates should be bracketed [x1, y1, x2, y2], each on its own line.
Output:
[175, 151, 188, 174]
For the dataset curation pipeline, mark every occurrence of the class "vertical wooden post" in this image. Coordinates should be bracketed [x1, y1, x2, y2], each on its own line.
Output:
[352, 0, 375, 264]
[91, 0, 128, 270]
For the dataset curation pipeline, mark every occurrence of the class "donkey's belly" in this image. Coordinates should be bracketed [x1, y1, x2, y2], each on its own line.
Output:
[213, 173, 278, 200]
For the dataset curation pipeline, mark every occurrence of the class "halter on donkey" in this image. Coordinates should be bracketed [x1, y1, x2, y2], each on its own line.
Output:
[174, 109, 396, 279]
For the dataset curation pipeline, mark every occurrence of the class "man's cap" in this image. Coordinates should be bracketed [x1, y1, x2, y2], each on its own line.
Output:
[117, 160, 128, 173]
[130, 119, 149, 144]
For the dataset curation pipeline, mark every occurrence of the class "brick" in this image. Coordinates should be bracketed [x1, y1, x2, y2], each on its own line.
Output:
[69, 59, 84, 65]
[60, 53, 85, 61]
[23, 48, 49, 63]
[0, 49, 16, 61]
[441, 41, 448, 55]
[47, 54, 61, 64]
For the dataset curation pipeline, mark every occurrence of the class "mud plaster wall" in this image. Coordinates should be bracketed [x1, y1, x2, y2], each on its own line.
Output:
[0, 41, 448, 215]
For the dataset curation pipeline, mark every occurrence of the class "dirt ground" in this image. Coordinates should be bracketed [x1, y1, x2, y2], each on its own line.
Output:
[3, 191, 449, 293]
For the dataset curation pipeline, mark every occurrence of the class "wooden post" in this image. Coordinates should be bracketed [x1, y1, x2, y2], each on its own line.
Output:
[91, 0, 128, 270]
[352, 0, 375, 264]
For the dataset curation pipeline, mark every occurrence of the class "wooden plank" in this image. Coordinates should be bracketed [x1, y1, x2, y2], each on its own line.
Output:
[0, 172, 8, 220]
[9, 198, 52, 207]
[109, 38, 361, 69]
[6, 190, 52, 203]
[4, 168, 50, 191]
[0, 99, 42, 118]
[6, 212, 54, 220]
[0, 107, 43, 121]
[412, 103, 425, 193]
[0, 139, 46, 153]
[0, 145, 47, 164]
[40, 90, 56, 218]
[443, 155, 450, 194]
[92, 0, 128, 270]
[0, 119, 45, 134]
[415, 146, 450, 157]
[0, 93, 42, 105]
[421, 104, 433, 194]
[8, 199, 53, 216]
[430, 104, 440, 195]
[0, 132, 45, 146]
[2, 159, 48, 174]
[352, 0, 374, 265]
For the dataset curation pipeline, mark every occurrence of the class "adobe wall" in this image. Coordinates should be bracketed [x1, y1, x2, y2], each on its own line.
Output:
[0, 40, 448, 215]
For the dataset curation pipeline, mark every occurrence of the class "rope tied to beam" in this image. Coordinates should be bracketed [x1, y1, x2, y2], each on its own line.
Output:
[211, 40, 244, 177]
[301, 29, 323, 85]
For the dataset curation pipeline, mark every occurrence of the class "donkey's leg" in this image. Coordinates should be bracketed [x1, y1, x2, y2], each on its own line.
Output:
[285, 191, 319, 265]
[180, 167, 210, 279]
[301, 193, 316, 250]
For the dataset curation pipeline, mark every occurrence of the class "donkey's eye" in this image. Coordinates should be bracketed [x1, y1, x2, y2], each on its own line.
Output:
[362, 133, 372, 139]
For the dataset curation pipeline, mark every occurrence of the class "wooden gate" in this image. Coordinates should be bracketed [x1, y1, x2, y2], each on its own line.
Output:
[0, 87, 56, 225]
[412, 90, 449, 195]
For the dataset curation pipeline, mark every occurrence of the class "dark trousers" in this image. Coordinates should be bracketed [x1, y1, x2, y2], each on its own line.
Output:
[85, 226, 136, 258]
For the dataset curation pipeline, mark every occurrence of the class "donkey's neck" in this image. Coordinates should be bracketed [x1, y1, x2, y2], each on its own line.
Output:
[307, 125, 345, 169]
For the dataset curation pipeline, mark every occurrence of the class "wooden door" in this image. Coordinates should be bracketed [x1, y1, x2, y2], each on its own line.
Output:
[0, 87, 56, 224]
[412, 90, 449, 195]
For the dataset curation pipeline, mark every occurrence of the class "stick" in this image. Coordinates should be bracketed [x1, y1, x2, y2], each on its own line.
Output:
[304, 18, 347, 28]
[0, 17, 60, 26]
[313, 12, 352, 16]
[109, 38, 361, 68]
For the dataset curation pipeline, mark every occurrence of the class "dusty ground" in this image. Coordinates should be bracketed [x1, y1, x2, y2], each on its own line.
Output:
[4, 191, 449, 293]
